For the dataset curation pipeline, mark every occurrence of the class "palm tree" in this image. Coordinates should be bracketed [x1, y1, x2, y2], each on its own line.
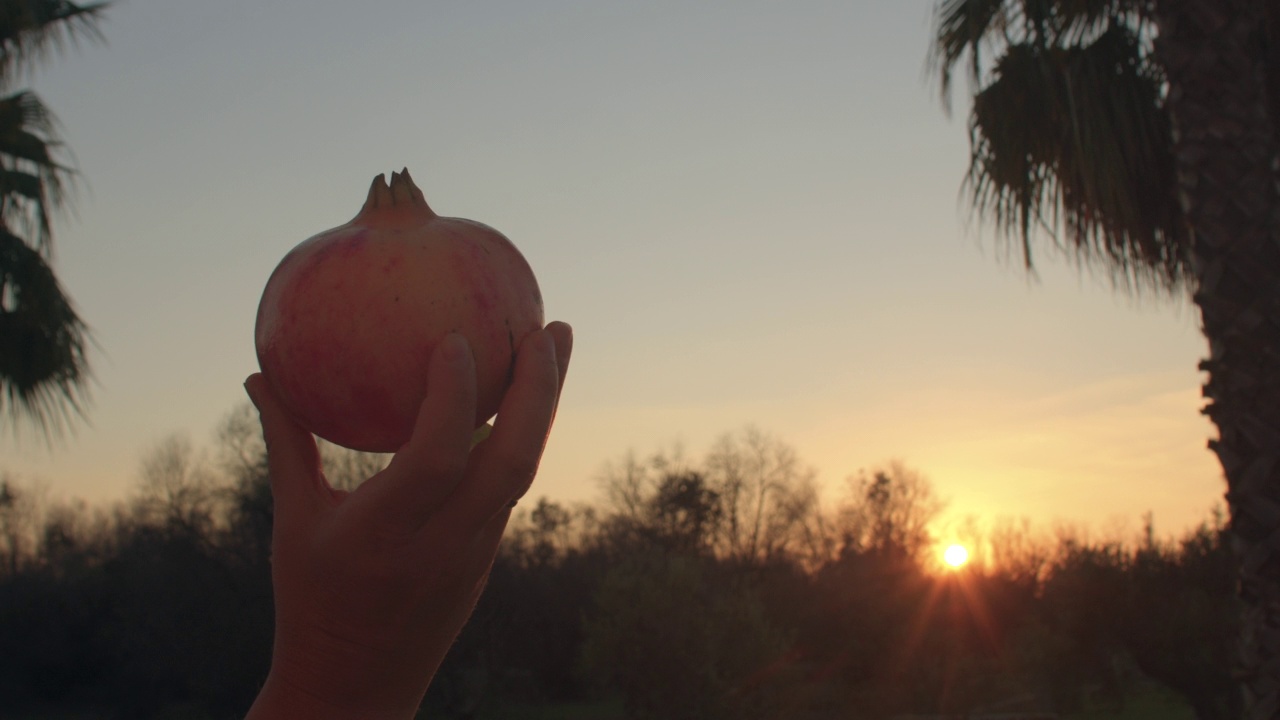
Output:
[0, 1, 107, 437]
[928, 0, 1278, 717]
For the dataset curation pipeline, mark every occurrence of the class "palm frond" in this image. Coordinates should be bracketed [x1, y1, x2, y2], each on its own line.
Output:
[964, 22, 1190, 293]
[0, 4, 103, 440]
[1049, 0, 1160, 60]
[0, 90, 72, 255]
[0, 1, 108, 88]
[0, 226, 91, 440]
[930, 0, 1155, 106]
[929, 0, 1009, 112]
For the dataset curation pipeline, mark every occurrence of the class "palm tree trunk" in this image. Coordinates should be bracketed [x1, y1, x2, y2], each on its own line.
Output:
[1267, 2, 1280, 141]
[1153, 0, 1280, 717]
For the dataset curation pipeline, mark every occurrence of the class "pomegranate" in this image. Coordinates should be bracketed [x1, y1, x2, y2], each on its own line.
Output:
[254, 168, 544, 452]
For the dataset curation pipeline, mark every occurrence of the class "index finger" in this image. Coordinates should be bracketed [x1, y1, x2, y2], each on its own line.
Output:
[357, 333, 478, 531]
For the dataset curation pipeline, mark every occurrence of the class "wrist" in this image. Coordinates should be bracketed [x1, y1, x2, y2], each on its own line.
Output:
[247, 664, 423, 720]
[245, 621, 436, 720]
[246, 669, 353, 720]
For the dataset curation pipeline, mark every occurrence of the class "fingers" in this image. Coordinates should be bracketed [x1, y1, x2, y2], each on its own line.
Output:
[365, 333, 478, 529]
[544, 321, 574, 421]
[244, 373, 326, 522]
[441, 325, 570, 534]
[455, 508, 515, 599]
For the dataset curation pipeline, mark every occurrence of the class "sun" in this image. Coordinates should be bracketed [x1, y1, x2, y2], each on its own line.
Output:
[943, 543, 970, 569]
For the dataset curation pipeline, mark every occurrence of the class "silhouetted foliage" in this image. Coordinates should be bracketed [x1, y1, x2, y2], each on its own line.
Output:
[0, 421, 1238, 719]
[836, 461, 946, 563]
[581, 552, 793, 720]
[0, 1, 110, 437]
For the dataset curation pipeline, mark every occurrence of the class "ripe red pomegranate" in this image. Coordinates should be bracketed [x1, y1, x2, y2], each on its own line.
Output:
[255, 169, 544, 452]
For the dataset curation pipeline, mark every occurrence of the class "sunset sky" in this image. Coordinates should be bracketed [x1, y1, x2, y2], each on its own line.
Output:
[1, 1, 1221, 537]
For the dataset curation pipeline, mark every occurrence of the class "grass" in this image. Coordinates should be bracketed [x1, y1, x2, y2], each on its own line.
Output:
[6, 687, 1197, 720]
[473, 699, 625, 720]
[1063, 686, 1196, 720]
[468, 685, 1196, 720]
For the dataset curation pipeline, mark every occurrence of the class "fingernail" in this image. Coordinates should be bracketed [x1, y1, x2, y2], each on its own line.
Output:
[471, 422, 493, 448]
[536, 329, 556, 359]
[524, 328, 549, 352]
[440, 333, 471, 363]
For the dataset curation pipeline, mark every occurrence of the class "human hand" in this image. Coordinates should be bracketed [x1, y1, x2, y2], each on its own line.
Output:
[243, 321, 572, 720]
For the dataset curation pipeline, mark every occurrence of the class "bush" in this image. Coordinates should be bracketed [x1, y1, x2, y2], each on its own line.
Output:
[580, 552, 794, 720]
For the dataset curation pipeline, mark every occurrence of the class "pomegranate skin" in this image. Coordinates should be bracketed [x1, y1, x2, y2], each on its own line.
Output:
[254, 169, 544, 452]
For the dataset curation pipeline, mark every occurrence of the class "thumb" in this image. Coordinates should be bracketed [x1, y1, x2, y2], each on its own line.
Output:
[244, 373, 328, 520]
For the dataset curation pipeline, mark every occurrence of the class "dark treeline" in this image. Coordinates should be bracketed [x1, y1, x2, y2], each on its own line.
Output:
[0, 416, 1238, 720]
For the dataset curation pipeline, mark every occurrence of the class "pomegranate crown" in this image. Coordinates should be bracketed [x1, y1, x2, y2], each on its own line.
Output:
[358, 168, 436, 224]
